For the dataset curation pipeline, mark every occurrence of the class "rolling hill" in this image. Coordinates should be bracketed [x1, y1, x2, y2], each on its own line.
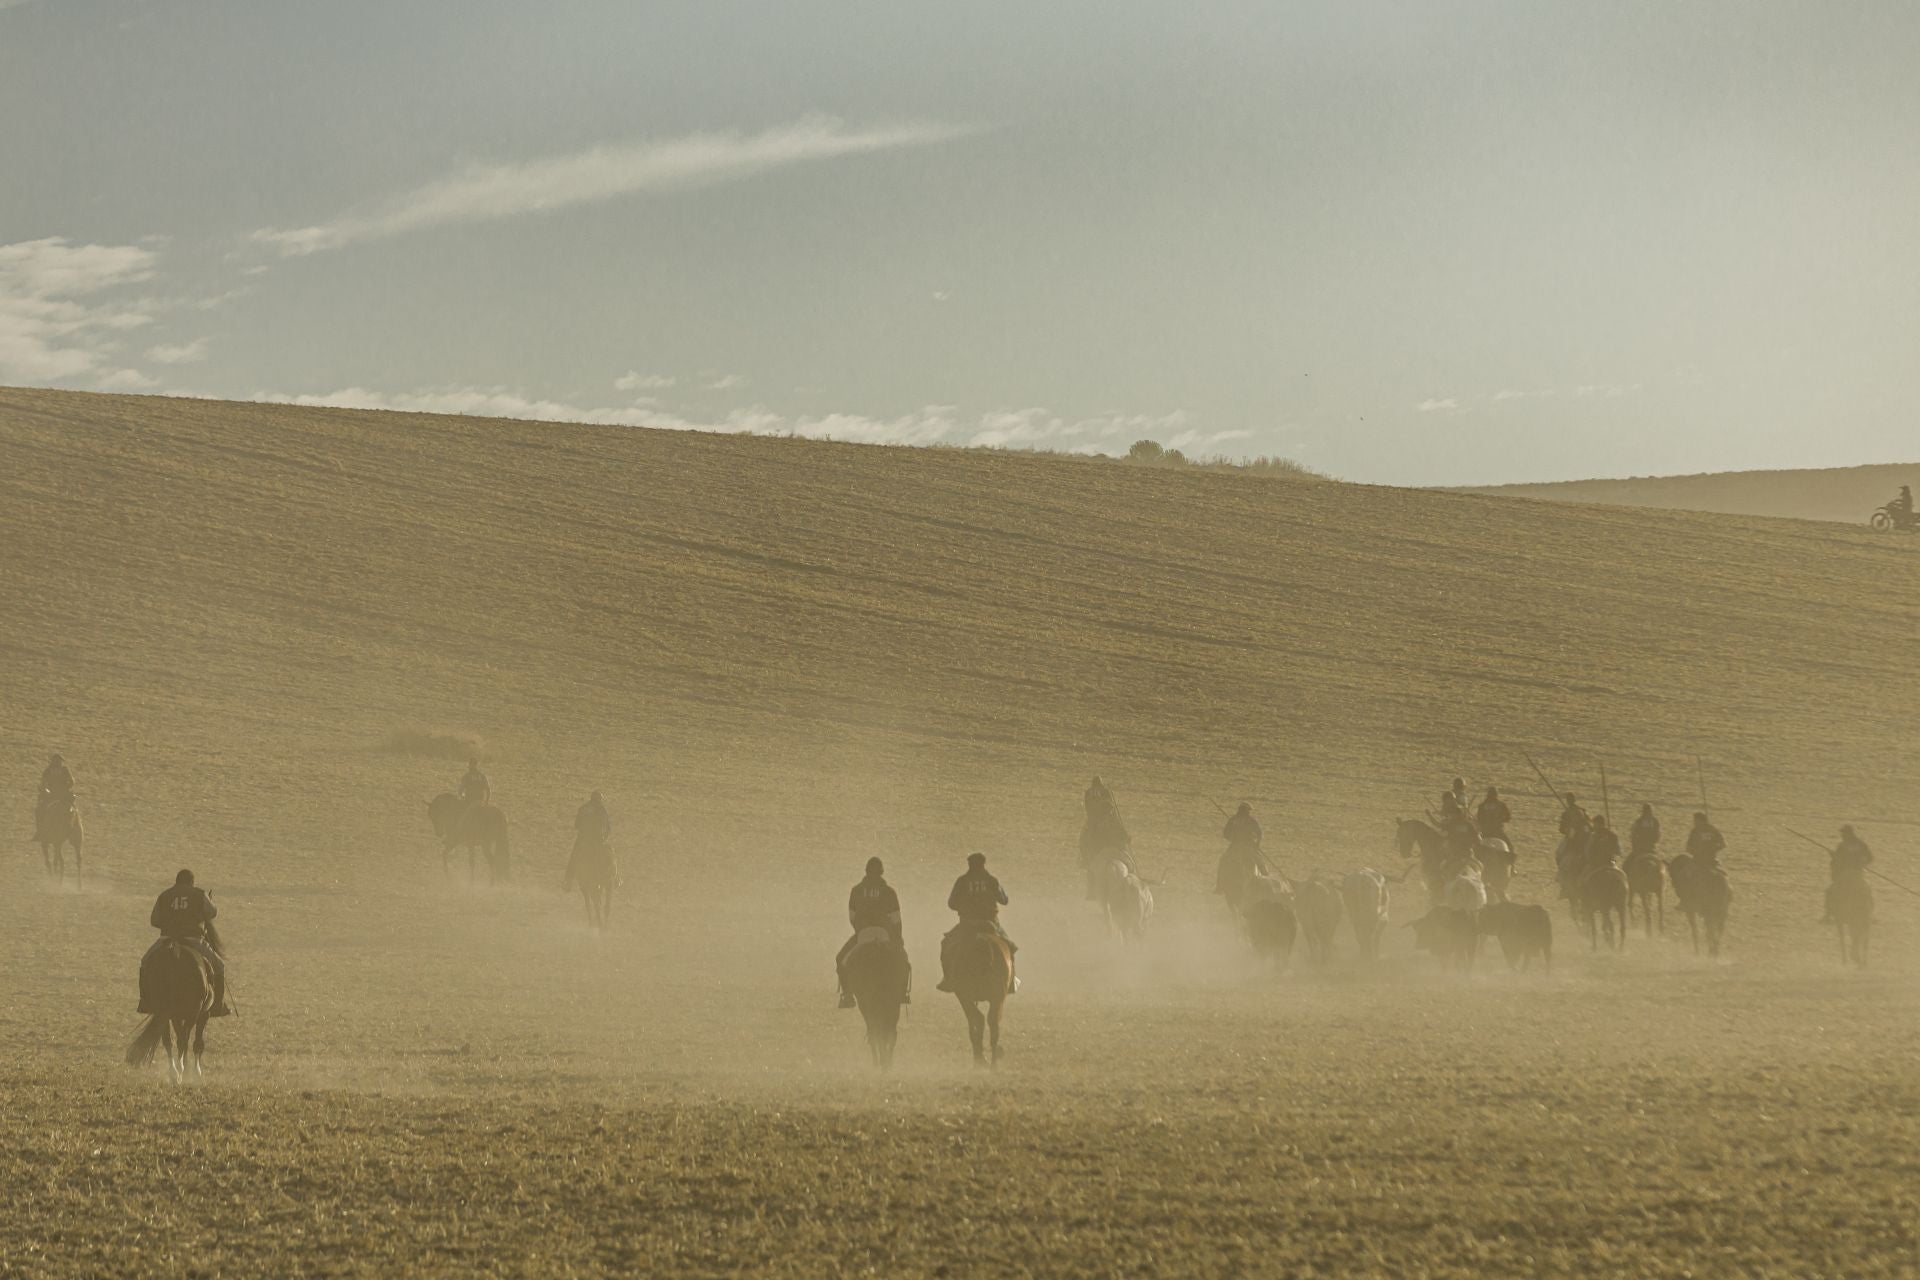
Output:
[1, 386, 1915, 1277]
[1463, 461, 1920, 527]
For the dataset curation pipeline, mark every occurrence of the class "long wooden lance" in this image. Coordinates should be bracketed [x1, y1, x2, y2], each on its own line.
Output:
[1600, 762, 1612, 826]
[1785, 827, 1920, 897]
[1523, 751, 1564, 807]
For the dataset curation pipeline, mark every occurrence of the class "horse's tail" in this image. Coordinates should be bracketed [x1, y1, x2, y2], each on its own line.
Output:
[125, 1017, 166, 1066]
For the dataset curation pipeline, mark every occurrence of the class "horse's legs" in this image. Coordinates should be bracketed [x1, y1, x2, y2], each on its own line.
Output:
[988, 997, 1004, 1065]
[190, 1017, 207, 1080]
[1656, 890, 1665, 935]
[961, 998, 985, 1064]
[1687, 912, 1700, 955]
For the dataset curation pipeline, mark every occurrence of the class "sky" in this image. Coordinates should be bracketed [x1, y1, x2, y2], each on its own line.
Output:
[3, 0, 1917, 486]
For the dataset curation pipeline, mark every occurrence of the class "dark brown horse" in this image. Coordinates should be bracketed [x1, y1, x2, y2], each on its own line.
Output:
[1667, 855, 1733, 958]
[36, 793, 83, 888]
[428, 793, 510, 882]
[126, 942, 214, 1083]
[1623, 851, 1666, 936]
[844, 930, 911, 1069]
[1580, 863, 1630, 952]
[566, 836, 615, 929]
[945, 926, 1014, 1067]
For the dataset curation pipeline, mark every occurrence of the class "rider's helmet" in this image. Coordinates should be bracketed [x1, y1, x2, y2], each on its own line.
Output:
[1592, 815, 1609, 830]
[175, 869, 194, 886]
[1484, 785, 1499, 799]
[589, 790, 602, 804]
[966, 852, 987, 870]
[1640, 802, 1653, 814]
[1451, 777, 1465, 791]
[1693, 811, 1708, 824]
[1840, 824, 1856, 839]
[1236, 802, 1252, 816]
[48, 753, 62, 765]
[866, 857, 884, 877]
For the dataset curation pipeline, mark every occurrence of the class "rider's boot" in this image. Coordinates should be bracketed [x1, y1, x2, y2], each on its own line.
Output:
[210, 968, 233, 1018]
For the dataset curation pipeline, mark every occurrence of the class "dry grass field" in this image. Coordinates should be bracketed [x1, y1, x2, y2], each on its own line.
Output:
[1465, 462, 1920, 528]
[1, 386, 1916, 1277]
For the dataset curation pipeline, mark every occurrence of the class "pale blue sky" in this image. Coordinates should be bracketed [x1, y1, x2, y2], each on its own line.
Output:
[3, 1, 1916, 484]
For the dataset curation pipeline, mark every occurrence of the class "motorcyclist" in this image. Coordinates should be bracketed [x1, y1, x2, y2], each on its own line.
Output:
[837, 857, 908, 1008]
[143, 870, 231, 1017]
[1890, 485, 1914, 519]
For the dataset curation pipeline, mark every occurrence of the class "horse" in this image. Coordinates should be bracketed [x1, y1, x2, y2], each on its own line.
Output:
[36, 794, 83, 887]
[125, 941, 214, 1084]
[1832, 876, 1872, 968]
[1622, 852, 1666, 936]
[1244, 898, 1298, 975]
[1477, 838, 1514, 904]
[944, 925, 1014, 1067]
[1395, 819, 1450, 899]
[1096, 858, 1154, 941]
[1554, 835, 1593, 919]
[1580, 863, 1630, 952]
[1667, 855, 1732, 958]
[843, 928, 911, 1069]
[428, 793, 510, 882]
[566, 836, 615, 929]
[1288, 877, 1343, 967]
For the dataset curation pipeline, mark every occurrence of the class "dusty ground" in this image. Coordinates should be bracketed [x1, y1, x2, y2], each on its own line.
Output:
[1, 387, 1915, 1276]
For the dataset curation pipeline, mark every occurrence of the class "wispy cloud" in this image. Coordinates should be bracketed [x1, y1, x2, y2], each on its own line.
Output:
[249, 384, 1209, 456]
[702, 372, 744, 391]
[614, 371, 674, 392]
[252, 116, 976, 257]
[146, 337, 209, 365]
[0, 237, 161, 387]
[1415, 397, 1461, 414]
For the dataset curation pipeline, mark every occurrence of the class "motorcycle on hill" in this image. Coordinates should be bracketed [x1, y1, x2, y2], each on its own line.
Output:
[1869, 504, 1917, 533]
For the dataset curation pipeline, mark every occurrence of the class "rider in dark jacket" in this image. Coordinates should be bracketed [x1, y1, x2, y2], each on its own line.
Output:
[1822, 825, 1872, 924]
[1475, 788, 1511, 842]
[837, 857, 909, 1007]
[143, 870, 230, 1016]
[1686, 813, 1726, 867]
[937, 853, 1016, 994]
[1630, 804, 1660, 857]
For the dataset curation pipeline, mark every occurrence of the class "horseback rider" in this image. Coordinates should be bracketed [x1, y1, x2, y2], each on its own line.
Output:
[937, 852, 1016, 994]
[142, 870, 230, 1017]
[1475, 786, 1511, 842]
[1442, 777, 1470, 820]
[837, 856, 909, 1008]
[1079, 776, 1135, 893]
[458, 758, 490, 809]
[575, 791, 610, 845]
[36, 752, 73, 838]
[567, 791, 613, 885]
[1586, 815, 1622, 869]
[1686, 812, 1726, 868]
[1215, 801, 1272, 894]
[1630, 803, 1660, 857]
[1821, 825, 1872, 925]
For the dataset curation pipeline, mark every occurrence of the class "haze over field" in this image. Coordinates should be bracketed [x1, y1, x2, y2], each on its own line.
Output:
[1, 387, 1916, 1275]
